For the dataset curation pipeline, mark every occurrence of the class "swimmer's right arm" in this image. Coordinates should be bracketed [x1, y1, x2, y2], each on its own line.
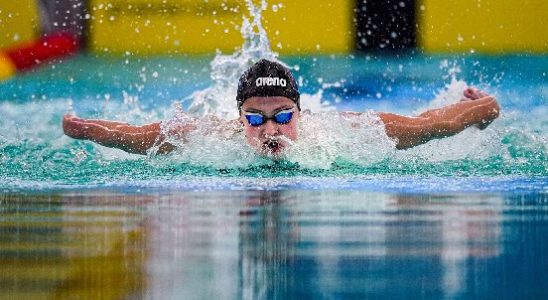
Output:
[62, 115, 175, 155]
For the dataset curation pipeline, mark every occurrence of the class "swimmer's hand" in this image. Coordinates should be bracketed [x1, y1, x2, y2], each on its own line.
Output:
[461, 87, 498, 129]
[62, 114, 175, 155]
[378, 88, 500, 149]
[462, 87, 488, 101]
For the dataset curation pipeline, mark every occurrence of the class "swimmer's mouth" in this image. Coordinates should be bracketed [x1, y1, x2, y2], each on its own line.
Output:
[263, 140, 282, 154]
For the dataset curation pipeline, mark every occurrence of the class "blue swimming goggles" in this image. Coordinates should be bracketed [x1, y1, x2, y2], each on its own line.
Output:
[244, 109, 294, 127]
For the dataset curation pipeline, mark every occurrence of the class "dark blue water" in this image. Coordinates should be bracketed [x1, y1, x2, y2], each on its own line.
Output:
[2, 189, 547, 299]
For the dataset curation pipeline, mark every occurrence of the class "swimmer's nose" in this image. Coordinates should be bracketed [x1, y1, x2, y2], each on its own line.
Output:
[262, 119, 279, 136]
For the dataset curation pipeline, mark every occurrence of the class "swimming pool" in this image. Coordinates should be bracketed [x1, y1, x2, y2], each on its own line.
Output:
[1, 43, 547, 299]
[1, 52, 546, 299]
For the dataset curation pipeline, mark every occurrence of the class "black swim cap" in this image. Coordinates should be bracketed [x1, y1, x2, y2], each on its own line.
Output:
[236, 59, 300, 111]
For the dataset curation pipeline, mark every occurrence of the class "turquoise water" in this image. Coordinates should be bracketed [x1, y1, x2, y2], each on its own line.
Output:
[0, 54, 546, 191]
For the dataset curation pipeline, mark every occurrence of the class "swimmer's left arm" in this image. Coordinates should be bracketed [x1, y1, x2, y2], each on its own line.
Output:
[378, 88, 500, 149]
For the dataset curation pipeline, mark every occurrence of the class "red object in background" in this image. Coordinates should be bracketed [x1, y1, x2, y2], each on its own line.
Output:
[5, 32, 79, 70]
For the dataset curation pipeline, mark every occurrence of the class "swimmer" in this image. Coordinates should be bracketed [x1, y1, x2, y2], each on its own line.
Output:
[63, 59, 500, 157]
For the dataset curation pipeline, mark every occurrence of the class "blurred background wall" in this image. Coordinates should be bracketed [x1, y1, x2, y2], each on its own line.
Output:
[1, 0, 547, 55]
[88, 0, 354, 55]
[0, 0, 40, 48]
[419, 0, 548, 53]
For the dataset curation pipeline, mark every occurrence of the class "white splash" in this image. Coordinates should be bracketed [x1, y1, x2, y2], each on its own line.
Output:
[156, 108, 395, 169]
[183, 0, 332, 119]
[159, 116, 267, 169]
[286, 111, 396, 169]
[415, 75, 468, 113]
[184, 0, 276, 119]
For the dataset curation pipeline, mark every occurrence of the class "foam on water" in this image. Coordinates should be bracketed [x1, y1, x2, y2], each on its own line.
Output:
[153, 108, 394, 170]
[156, 111, 265, 168]
[285, 111, 395, 169]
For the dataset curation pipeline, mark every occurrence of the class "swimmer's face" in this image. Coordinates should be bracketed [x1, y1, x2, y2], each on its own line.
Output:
[239, 96, 300, 158]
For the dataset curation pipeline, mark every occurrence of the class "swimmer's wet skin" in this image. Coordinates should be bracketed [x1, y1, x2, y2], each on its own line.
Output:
[62, 59, 500, 156]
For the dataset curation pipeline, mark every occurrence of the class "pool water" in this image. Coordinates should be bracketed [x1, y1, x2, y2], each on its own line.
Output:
[0, 53, 546, 299]
[2, 189, 547, 299]
[0, 9, 547, 297]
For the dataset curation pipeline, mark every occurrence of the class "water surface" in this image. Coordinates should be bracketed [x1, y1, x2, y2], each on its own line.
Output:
[2, 188, 547, 299]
